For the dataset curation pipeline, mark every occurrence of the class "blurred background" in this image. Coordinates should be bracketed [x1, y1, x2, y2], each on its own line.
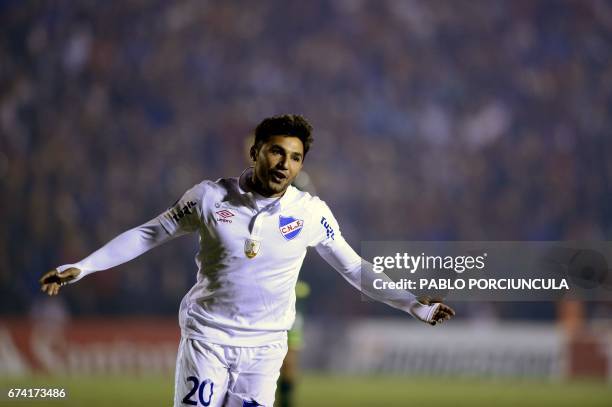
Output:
[1, 0, 611, 405]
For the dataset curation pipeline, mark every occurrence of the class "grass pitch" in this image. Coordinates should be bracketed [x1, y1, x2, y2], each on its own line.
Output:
[0, 374, 610, 406]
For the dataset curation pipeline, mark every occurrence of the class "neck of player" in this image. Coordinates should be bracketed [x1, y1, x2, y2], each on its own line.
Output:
[249, 174, 285, 198]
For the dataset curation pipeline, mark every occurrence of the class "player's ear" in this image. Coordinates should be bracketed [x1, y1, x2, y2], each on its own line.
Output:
[249, 145, 257, 162]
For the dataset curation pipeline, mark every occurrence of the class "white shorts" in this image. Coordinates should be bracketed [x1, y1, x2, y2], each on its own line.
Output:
[173, 337, 288, 407]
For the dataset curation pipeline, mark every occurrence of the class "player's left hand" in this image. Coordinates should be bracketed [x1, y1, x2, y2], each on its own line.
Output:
[39, 267, 82, 296]
[428, 301, 455, 326]
[413, 296, 455, 326]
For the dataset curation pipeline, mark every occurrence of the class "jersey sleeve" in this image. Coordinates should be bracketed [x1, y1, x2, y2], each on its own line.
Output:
[157, 182, 207, 235]
[56, 182, 207, 284]
[310, 198, 440, 323]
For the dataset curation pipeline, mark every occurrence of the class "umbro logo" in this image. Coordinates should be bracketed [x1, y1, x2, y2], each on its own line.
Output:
[216, 210, 234, 218]
[215, 209, 234, 223]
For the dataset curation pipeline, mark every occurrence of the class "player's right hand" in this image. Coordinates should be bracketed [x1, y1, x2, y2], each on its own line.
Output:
[39, 267, 82, 296]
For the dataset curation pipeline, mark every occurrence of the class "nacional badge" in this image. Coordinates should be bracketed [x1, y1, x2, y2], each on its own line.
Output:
[279, 215, 304, 240]
[244, 238, 261, 258]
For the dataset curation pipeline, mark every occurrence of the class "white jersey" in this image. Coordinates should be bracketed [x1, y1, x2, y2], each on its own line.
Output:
[57, 168, 439, 346]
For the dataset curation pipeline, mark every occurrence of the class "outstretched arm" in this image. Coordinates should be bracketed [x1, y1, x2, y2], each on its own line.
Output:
[313, 201, 455, 325]
[40, 218, 176, 295]
[41, 183, 206, 296]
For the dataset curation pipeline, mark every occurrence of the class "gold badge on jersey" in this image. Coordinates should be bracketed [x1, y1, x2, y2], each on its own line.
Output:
[244, 238, 261, 258]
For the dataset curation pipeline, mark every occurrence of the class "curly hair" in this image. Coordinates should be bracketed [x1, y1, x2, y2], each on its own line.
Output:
[252, 114, 314, 158]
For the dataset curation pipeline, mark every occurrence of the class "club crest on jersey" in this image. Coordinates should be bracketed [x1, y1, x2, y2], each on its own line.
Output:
[244, 238, 260, 258]
[279, 215, 304, 240]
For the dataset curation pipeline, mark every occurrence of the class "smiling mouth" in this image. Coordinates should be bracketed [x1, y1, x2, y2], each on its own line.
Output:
[270, 171, 287, 183]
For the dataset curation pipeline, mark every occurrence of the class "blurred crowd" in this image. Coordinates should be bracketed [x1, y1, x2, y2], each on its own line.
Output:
[1, 0, 611, 319]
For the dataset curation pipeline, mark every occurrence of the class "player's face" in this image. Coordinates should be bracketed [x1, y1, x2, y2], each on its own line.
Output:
[252, 135, 304, 197]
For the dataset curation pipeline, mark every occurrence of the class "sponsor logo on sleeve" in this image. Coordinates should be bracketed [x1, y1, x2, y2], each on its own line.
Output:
[320, 216, 335, 240]
[170, 201, 197, 222]
[279, 215, 304, 240]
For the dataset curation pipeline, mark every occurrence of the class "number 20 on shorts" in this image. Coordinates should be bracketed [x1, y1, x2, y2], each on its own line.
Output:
[182, 376, 214, 406]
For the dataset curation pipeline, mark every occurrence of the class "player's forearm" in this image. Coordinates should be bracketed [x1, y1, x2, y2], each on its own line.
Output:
[317, 239, 437, 322]
[342, 260, 438, 321]
[56, 219, 173, 283]
[327, 250, 417, 309]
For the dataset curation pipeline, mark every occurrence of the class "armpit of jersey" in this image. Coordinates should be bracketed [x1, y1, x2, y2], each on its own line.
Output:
[158, 182, 208, 235]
